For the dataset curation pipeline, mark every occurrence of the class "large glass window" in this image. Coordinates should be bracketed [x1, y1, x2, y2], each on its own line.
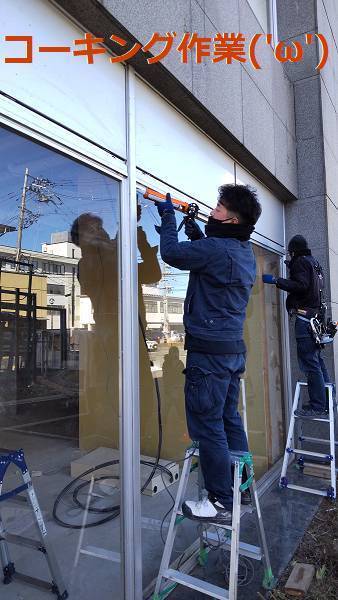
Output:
[0, 126, 122, 599]
[137, 193, 286, 591]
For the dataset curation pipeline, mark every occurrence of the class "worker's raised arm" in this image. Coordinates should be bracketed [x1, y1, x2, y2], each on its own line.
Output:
[276, 258, 311, 293]
[156, 194, 215, 271]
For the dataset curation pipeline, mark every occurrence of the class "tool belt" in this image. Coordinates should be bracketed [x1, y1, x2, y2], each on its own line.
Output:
[294, 309, 337, 347]
[295, 308, 319, 320]
[293, 308, 323, 346]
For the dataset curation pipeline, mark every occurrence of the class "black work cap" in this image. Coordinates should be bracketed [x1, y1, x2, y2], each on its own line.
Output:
[288, 235, 309, 253]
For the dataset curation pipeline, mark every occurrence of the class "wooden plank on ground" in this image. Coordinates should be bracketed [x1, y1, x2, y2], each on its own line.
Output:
[284, 563, 315, 597]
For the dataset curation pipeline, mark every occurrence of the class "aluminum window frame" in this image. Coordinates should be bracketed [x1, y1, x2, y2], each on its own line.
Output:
[0, 94, 137, 599]
[246, 1, 278, 46]
[268, 0, 279, 46]
[121, 65, 142, 600]
[0, 92, 128, 178]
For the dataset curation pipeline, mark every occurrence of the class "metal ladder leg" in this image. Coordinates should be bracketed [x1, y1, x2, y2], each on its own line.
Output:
[328, 385, 337, 499]
[197, 460, 207, 566]
[22, 470, 68, 599]
[228, 459, 241, 600]
[0, 451, 68, 599]
[153, 448, 194, 598]
[280, 382, 301, 486]
[251, 477, 275, 589]
[0, 508, 14, 585]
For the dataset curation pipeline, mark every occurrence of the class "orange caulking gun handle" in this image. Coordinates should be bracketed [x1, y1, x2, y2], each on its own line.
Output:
[143, 187, 189, 213]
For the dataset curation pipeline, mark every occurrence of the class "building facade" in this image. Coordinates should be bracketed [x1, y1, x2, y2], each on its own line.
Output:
[0, 2, 336, 599]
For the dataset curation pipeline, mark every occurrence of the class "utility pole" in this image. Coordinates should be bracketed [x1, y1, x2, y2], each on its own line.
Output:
[71, 266, 75, 328]
[15, 167, 29, 270]
[160, 262, 172, 336]
[15, 172, 58, 271]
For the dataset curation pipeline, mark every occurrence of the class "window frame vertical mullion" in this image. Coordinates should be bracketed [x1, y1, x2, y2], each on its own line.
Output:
[119, 64, 142, 600]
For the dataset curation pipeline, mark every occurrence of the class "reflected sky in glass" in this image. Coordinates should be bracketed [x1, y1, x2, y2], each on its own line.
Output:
[0, 127, 119, 252]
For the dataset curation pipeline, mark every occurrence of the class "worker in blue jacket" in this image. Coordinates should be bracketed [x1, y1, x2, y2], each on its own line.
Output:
[156, 184, 261, 525]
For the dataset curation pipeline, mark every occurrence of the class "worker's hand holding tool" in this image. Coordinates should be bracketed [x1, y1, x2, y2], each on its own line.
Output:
[262, 274, 277, 285]
[185, 219, 204, 241]
[156, 193, 175, 217]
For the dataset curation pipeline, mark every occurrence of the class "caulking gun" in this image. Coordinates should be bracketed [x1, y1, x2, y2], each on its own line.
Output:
[140, 187, 208, 231]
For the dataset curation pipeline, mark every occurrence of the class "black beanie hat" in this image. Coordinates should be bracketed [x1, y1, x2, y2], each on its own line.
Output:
[288, 235, 308, 254]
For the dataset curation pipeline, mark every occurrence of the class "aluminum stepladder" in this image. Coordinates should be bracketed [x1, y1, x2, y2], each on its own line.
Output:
[153, 445, 275, 600]
[0, 449, 68, 599]
[280, 382, 337, 499]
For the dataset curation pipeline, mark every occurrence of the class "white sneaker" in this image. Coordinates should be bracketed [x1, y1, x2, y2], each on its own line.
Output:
[182, 497, 232, 524]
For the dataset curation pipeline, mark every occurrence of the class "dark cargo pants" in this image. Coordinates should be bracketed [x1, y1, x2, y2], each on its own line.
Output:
[184, 351, 248, 509]
[295, 318, 331, 411]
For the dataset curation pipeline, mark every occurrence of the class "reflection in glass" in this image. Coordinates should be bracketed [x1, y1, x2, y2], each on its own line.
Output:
[70, 212, 119, 450]
[0, 126, 122, 599]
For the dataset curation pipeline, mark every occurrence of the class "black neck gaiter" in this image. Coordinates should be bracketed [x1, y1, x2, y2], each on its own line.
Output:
[205, 217, 254, 241]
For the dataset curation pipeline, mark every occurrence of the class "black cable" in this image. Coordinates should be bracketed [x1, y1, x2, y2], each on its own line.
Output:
[138, 316, 164, 493]
[159, 469, 176, 545]
[72, 461, 173, 514]
[52, 313, 171, 528]
[52, 458, 174, 529]
[72, 476, 120, 513]
[52, 460, 121, 529]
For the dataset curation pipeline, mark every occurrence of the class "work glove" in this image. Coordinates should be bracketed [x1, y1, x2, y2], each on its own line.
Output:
[156, 193, 175, 217]
[185, 219, 204, 241]
[262, 274, 277, 285]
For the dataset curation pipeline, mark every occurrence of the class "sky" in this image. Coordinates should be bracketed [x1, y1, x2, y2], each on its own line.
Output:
[0, 126, 119, 250]
[0, 125, 190, 296]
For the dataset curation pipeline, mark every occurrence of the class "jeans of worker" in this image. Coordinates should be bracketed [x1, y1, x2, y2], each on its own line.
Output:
[184, 351, 248, 510]
[295, 318, 330, 411]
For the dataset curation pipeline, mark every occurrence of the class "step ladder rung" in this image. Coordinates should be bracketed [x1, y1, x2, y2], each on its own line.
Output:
[176, 509, 232, 531]
[291, 449, 332, 459]
[203, 533, 262, 561]
[163, 568, 229, 599]
[186, 448, 251, 462]
[294, 415, 330, 422]
[285, 483, 328, 497]
[176, 504, 254, 531]
[4, 533, 44, 551]
[9, 571, 53, 591]
[300, 436, 338, 445]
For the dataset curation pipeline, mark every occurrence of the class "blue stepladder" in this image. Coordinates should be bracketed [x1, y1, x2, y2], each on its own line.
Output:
[152, 445, 275, 600]
[280, 382, 337, 499]
[0, 449, 68, 599]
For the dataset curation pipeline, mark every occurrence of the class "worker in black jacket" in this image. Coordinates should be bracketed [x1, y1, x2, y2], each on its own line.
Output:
[263, 235, 330, 417]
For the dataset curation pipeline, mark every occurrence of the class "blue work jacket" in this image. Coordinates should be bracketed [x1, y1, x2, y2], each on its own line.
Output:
[160, 212, 256, 347]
